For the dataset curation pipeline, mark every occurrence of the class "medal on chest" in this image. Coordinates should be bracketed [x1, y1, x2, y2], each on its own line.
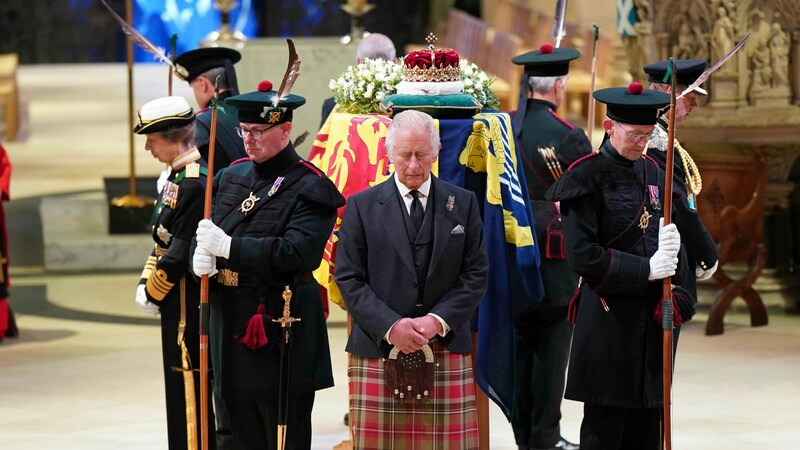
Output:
[161, 181, 179, 209]
[648, 185, 661, 211]
[639, 207, 652, 232]
[268, 176, 284, 197]
[240, 192, 261, 215]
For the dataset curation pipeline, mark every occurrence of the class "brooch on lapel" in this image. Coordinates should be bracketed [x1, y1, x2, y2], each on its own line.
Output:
[240, 192, 261, 214]
[446, 195, 455, 212]
[156, 224, 172, 245]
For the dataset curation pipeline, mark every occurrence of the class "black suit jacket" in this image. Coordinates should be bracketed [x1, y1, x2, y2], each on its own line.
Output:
[335, 175, 489, 358]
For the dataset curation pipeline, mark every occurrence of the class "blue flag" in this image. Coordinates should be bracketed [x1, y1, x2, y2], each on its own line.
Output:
[437, 112, 544, 419]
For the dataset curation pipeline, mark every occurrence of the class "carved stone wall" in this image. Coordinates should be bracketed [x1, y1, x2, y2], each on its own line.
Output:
[626, 0, 800, 310]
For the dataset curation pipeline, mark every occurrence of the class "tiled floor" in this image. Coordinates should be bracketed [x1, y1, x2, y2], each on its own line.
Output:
[2, 64, 800, 449]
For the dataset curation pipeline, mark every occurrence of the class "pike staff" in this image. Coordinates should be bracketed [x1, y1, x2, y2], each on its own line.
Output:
[660, 57, 677, 450]
[586, 24, 599, 142]
[199, 75, 222, 450]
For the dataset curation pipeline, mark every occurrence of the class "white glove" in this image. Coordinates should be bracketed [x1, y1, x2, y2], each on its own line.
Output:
[192, 246, 218, 277]
[156, 167, 172, 193]
[196, 219, 232, 258]
[696, 260, 719, 281]
[135, 284, 160, 316]
[648, 218, 681, 281]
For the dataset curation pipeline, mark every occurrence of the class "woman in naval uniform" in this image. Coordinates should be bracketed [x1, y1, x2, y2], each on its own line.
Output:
[133, 95, 216, 449]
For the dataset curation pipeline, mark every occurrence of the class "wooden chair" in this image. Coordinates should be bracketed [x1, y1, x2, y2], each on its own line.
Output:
[483, 28, 524, 111]
[695, 149, 769, 335]
[443, 8, 489, 68]
[491, 0, 534, 43]
[0, 53, 20, 142]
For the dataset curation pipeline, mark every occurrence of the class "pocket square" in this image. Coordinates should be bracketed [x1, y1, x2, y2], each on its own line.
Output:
[451, 224, 465, 235]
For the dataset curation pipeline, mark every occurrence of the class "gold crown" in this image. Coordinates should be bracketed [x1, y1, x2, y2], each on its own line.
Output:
[402, 64, 461, 82]
[401, 34, 461, 83]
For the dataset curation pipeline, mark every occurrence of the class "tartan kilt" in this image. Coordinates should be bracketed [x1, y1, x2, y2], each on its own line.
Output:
[348, 341, 479, 450]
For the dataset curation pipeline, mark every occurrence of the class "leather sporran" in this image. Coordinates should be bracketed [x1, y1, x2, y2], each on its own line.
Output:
[384, 344, 435, 404]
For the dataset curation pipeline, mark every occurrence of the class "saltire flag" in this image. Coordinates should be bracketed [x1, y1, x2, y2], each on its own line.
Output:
[309, 111, 544, 418]
[617, 0, 638, 37]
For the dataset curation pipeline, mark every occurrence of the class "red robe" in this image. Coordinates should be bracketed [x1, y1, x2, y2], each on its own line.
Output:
[0, 143, 16, 339]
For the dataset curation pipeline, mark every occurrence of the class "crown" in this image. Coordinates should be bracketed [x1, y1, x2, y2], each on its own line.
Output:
[401, 33, 461, 83]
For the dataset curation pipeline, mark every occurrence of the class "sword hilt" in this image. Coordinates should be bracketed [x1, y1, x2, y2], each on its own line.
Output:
[273, 285, 301, 329]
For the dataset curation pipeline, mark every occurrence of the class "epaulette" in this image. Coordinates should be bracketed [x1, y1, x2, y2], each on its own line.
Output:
[299, 160, 323, 177]
[173, 165, 208, 185]
[547, 109, 574, 130]
[229, 157, 250, 167]
[566, 152, 600, 171]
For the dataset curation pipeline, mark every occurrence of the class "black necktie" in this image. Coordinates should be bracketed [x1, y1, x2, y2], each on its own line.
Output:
[410, 190, 423, 231]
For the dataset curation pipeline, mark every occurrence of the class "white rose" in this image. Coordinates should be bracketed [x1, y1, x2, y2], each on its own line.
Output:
[376, 91, 385, 101]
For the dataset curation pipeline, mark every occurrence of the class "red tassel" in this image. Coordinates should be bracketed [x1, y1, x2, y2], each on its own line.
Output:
[239, 304, 269, 349]
[654, 298, 685, 327]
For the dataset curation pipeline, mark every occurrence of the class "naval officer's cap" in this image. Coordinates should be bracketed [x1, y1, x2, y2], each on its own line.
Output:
[133, 96, 195, 134]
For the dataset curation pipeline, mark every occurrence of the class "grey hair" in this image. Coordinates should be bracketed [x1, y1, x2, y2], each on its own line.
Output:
[161, 121, 197, 147]
[385, 110, 440, 158]
[527, 75, 568, 95]
[198, 66, 229, 90]
[356, 33, 397, 61]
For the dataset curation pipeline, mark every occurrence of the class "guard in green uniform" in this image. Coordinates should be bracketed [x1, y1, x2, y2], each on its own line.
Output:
[174, 47, 246, 171]
[545, 83, 698, 450]
[509, 44, 590, 450]
[134, 95, 216, 450]
[192, 80, 345, 450]
[643, 59, 719, 300]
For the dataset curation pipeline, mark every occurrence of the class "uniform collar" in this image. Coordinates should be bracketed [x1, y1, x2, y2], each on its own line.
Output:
[171, 147, 201, 170]
[600, 140, 636, 168]
[528, 98, 558, 111]
[253, 143, 301, 179]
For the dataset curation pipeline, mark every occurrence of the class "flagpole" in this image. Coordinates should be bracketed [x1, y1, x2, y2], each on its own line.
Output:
[109, 0, 153, 208]
[586, 24, 599, 142]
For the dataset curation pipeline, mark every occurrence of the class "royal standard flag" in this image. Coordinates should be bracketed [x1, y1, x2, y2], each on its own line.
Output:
[438, 112, 544, 419]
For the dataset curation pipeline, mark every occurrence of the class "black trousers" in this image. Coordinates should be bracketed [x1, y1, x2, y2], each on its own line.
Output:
[226, 392, 315, 450]
[579, 403, 661, 450]
[511, 306, 573, 448]
[160, 295, 216, 450]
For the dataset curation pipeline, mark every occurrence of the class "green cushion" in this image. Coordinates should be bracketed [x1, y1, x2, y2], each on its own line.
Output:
[381, 93, 482, 119]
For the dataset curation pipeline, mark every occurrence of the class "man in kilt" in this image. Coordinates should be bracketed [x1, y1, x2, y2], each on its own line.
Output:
[335, 109, 489, 449]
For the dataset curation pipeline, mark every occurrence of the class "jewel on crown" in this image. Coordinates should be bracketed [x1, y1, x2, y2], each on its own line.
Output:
[402, 33, 461, 83]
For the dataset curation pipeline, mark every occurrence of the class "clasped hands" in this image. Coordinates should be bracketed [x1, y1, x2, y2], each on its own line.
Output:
[192, 219, 231, 277]
[388, 316, 442, 355]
